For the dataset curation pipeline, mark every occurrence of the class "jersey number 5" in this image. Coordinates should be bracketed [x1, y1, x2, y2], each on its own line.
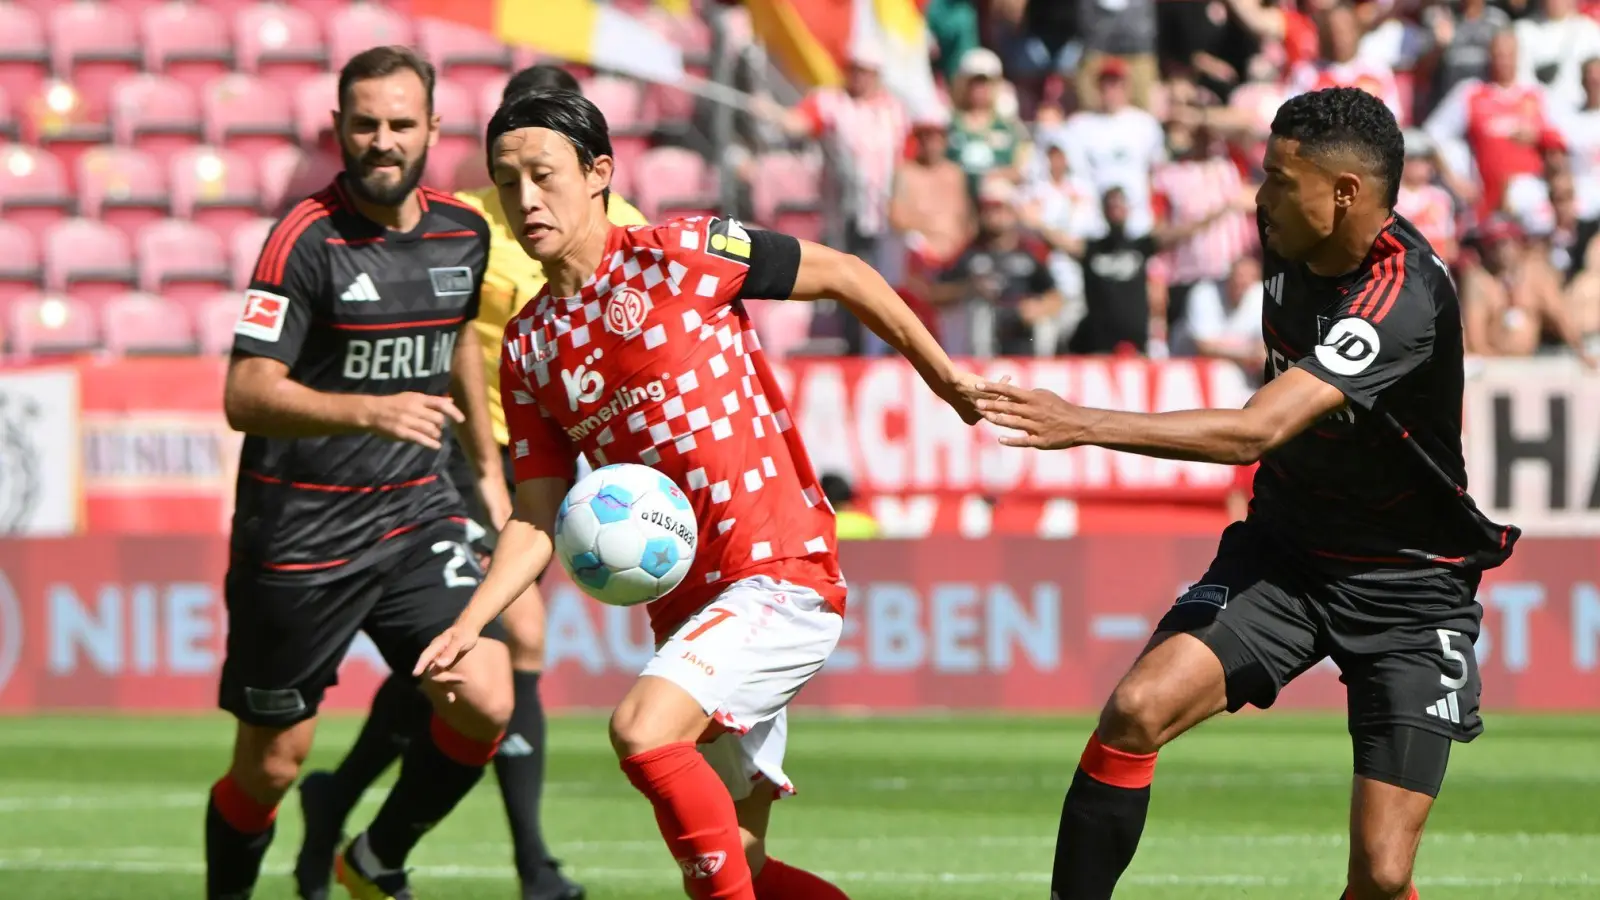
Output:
[432, 540, 482, 589]
[1435, 628, 1471, 691]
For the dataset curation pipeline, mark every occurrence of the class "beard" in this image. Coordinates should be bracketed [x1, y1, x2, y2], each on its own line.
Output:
[342, 145, 429, 207]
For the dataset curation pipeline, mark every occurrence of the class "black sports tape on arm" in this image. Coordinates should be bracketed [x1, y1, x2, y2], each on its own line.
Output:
[740, 230, 802, 300]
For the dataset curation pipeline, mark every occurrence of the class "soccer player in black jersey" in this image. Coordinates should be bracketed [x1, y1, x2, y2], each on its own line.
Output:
[965, 87, 1520, 900]
[208, 46, 515, 900]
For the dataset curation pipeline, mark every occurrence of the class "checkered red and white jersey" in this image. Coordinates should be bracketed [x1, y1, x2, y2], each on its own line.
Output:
[499, 217, 845, 638]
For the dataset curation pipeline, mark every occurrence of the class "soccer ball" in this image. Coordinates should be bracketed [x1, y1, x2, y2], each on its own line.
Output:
[553, 463, 698, 607]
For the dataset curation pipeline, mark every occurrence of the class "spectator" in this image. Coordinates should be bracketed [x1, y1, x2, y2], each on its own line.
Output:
[933, 176, 1062, 357]
[990, 0, 1075, 119]
[1062, 186, 1250, 355]
[1075, 0, 1160, 110]
[821, 473, 880, 540]
[1179, 254, 1267, 374]
[1288, 3, 1407, 124]
[1515, 0, 1600, 110]
[1426, 29, 1566, 221]
[1019, 142, 1104, 340]
[890, 109, 976, 286]
[925, 0, 982, 85]
[1555, 56, 1600, 272]
[1057, 59, 1166, 236]
[1394, 131, 1461, 264]
[947, 48, 1033, 193]
[1560, 237, 1600, 348]
[1460, 217, 1595, 362]
[1422, 0, 1511, 109]
[1157, 0, 1276, 103]
[1149, 117, 1257, 333]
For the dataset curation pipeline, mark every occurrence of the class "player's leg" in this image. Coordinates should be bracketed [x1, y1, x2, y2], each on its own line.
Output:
[615, 576, 843, 900]
[212, 569, 370, 899]
[1052, 521, 1326, 899]
[1332, 571, 1484, 900]
[337, 526, 516, 897]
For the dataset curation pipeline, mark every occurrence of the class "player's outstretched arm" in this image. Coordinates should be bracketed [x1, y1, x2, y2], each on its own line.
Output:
[962, 367, 1347, 464]
[416, 475, 567, 681]
[787, 241, 982, 424]
[448, 323, 513, 528]
[223, 355, 465, 448]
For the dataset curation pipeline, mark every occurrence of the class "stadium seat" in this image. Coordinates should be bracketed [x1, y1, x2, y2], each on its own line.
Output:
[110, 74, 203, 167]
[196, 292, 244, 355]
[24, 80, 109, 177]
[76, 146, 170, 241]
[137, 218, 230, 307]
[772, 202, 825, 244]
[0, 4, 48, 108]
[424, 78, 482, 193]
[258, 145, 308, 219]
[8, 292, 100, 358]
[643, 83, 697, 136]
[293, 71, 337, 146]
[0, 86, 15, 142]
[0, 220, 43, 306]
[583, 76, 656, 160]
[327, 3, 415, 71]
[203, 73, 296, 157]
[749, 151, 822, 224]
[632, 147, 715, 219]
[101, 291, 196, 355]
[0, 144, 73, 232]
[233, 3, 326, 90]
[43, 218, 137, 308]
[655, 196, 723, 221]
[141, 2, 233, 95]
[417, 17, 512, 99]
[47, 1, 142, 114]
[476, 75, 512, 131]
[169, 145, 262, 240]
[229, 217, 275, 289]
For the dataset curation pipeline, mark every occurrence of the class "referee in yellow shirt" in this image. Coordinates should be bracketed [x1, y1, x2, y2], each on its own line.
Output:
[297, 65, 643, 900]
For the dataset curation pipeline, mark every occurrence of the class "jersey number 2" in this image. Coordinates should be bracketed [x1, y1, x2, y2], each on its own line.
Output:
[432, 540, 481, 589]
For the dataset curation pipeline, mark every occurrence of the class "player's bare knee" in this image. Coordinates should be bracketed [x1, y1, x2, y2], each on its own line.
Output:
[1099, 680, 1170, 754]
[1347, 851, 1415, 900]
[231, 725, 312, 801]
[501, 592, 548, 670]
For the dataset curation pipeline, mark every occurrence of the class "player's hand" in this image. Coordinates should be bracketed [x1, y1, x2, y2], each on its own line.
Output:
[963, 379, 1093, 449]
[367, 393, 465, 450]
[936, 370, 988, 426]
[414, 623, 482, 695]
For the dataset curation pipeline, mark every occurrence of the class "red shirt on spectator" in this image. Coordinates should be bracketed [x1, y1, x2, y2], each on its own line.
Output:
[1424, 79, 1565, 220]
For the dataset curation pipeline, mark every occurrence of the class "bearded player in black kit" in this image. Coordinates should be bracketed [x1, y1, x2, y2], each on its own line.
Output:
[210, 46, 514, 900]
[964, 87, 1519, 900]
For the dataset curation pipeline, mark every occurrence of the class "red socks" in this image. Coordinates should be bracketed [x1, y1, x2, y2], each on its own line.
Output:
[622, 742, 754, 899]
[754, 857, 850, 899]
[1079, 733, 1158, 789]
[429, 713, 503, 766]
[210, 773, 278, 833]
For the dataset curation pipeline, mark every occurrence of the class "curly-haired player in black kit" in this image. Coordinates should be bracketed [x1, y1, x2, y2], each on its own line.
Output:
[963, 87, 1520, 900]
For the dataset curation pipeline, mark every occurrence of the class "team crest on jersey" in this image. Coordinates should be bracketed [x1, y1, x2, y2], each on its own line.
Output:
[705, 218, 752, 266]
[604, 285, 653, 337]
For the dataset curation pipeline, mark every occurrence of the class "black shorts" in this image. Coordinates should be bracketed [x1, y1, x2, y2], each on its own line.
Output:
[446, 439, 516, 553]
[1157, 521, 1484, 793]
[219, 519, 507, 727]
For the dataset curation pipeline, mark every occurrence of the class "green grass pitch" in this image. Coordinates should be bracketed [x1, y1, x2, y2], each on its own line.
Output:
[0, 712, 1595, 899]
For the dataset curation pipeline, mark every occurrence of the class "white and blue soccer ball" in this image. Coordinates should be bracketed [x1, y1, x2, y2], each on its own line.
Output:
[554, 463, 698, 607]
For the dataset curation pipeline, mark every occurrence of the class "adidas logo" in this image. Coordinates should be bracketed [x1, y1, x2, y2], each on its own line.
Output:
[1265, 272, 1285, 305]
[1424, 691, 1461, 724]
[341, 272, 380, 302]
[497, 733, 534, 757]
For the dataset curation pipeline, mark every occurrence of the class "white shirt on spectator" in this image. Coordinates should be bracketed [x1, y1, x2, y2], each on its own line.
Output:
[1514, 13, 1600, 111]
[1021, 170, 1103, 299]
[1057, 107, 1166, 236]
[1556, 104, 1600, 220]
[1184, 279, 1263, 356]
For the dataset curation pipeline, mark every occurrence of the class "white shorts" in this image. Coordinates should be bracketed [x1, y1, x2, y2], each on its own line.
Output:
[639, 575, 842, 801]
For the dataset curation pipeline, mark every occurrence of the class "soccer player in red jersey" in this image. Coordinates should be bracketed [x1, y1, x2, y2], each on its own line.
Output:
[415, 90, 980, 899]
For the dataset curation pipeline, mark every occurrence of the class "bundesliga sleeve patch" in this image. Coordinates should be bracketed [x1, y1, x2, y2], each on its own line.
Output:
[235, 289, 289, 343]
[705, 218, 753, 266]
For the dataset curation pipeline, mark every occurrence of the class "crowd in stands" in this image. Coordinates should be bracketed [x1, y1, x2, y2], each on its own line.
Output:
[3, 0, 1599, 371]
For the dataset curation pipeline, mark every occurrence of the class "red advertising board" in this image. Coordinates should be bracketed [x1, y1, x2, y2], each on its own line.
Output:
[1, 535, 1595, 714]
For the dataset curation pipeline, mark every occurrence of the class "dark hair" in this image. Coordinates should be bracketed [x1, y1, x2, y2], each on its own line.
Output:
[819, 473, 854, 507]
[339, 45, 437, 114]
[503, 64, 582, 103]
[486, 89, 613, 206]
[1270, 86, 1403, 208]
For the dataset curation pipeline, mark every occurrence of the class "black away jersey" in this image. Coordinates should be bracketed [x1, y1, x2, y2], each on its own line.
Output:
[229, 178, 490, 581]
[1251, 212, 1518, 570]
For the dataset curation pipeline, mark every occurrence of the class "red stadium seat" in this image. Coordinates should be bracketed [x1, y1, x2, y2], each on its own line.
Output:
[258, 145, 309, 220]
[101, 291, 195, 355]
[327, 3, 415, 71]
[137, 218, 230, 306]
[141, 2, 232, 95]
[655, 196, 723, 221]
[9, 292, 100, 358]
[643, 83, 696, 135]
[293, 72, 337, 146]
[424, 78, 482, 193]
[169, 145, 262, 239]
[0, 4, 48, 107]
[0, 144, 73, 232]
[476, 76, 512, 131]
[43, 218, 137, 308]
[76, 146, 170, 241]
[749, 151, 822, 224]
[196, 292, 244, 355]
[203, 73, 296, 157]
[583, 77, 647, 132]
[24, 80, 109, 178]
[772, 202, 825, 244]
[632, 147, 714, 220]
[417, 17, 512, 99]
[229, 217, 275, 289]
[0, 86, 15, 142]
[233, 3, 326, 89]
[0, 220, 43, 306]
[47, 1, 141, 114]
[110, 72, 204, 164]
